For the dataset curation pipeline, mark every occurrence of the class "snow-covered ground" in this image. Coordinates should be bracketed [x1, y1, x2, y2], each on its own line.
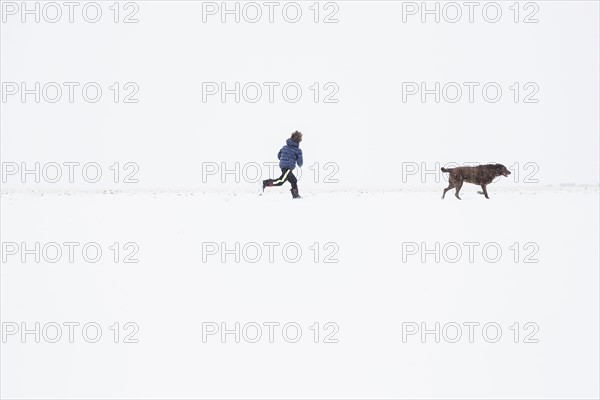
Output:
[2, 186, 598, 399]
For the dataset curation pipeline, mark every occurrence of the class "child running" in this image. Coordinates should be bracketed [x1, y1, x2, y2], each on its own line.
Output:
[262, 131, 303, 199]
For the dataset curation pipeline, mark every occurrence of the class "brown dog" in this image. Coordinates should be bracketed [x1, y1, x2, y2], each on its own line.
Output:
[441, 164, 511, 200]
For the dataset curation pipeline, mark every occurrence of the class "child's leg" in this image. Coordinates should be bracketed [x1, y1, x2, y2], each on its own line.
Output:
[287, 171, 298, 190]
[268, 169, 291, 187]
[288, 171, 301, 198]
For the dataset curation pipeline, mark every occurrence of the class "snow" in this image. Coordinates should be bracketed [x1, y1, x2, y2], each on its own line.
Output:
[2, 186, 598, 399]
[2, 0, 599, 397]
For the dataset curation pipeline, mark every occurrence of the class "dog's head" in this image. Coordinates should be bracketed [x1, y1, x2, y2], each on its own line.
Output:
[494, 164, 511, 177]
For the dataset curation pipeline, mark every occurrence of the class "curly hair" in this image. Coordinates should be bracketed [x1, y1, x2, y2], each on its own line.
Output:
[291, 131, 303, 143]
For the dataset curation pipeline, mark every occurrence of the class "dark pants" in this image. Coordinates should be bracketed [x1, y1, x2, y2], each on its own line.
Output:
[270, 168, 297, 190]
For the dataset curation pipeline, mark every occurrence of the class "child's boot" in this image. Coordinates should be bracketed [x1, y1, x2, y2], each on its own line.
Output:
[291, 188, 301, 199]
[262, 180, 272, 192]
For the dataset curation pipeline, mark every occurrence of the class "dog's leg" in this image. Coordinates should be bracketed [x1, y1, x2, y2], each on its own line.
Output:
[442, 184, 454, 199]
[478, 184, 490, 199]
[454, 181, 463, 200]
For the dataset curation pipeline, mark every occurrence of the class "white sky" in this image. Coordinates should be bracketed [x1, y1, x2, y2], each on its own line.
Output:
[1, 1, 598, 189]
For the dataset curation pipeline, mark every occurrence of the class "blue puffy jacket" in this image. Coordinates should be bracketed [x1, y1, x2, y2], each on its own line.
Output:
[278, 139, 303, 170]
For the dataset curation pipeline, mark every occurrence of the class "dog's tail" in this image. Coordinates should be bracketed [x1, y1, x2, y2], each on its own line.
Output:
[441, 167, 452, 173]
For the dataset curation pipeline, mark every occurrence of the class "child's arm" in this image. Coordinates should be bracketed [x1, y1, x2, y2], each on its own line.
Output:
[297, 148, 303, 167]
[277, 149, 282, 160]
